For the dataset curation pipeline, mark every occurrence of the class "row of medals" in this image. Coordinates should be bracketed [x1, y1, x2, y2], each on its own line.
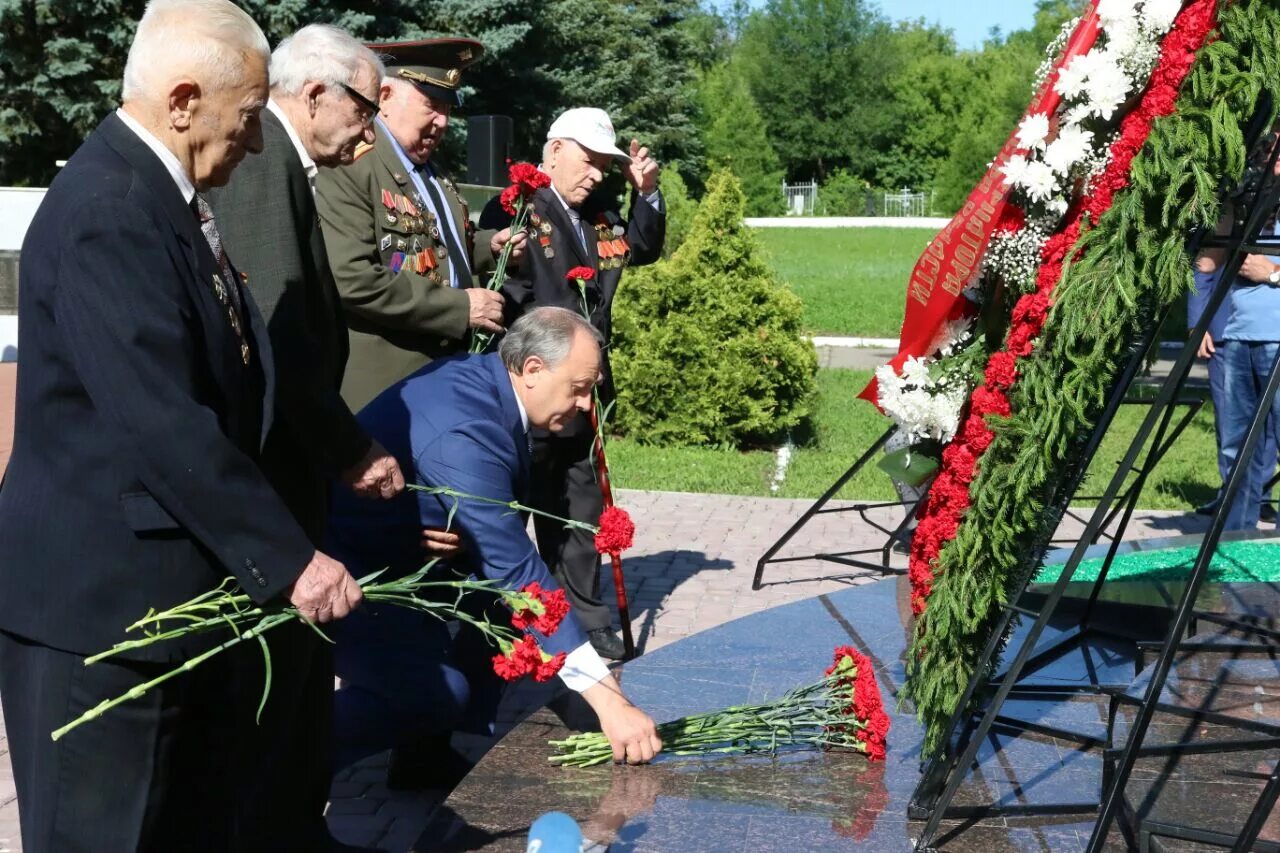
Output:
[527, 211, 629, 270]
[211, 272, 251, 365]
[382, 189, 447, 285]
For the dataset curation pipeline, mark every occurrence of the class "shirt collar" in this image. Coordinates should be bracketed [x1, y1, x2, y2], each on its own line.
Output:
[115, 108, 195, 204]
[549, 182, 579, 220]
[508, 374, 530, 432]
[267, 99, 317, 189]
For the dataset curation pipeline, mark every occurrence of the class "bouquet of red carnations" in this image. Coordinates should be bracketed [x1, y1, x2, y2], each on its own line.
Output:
[549, 645, 890, 767]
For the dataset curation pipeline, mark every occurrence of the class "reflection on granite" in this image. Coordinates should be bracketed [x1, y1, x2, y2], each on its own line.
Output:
[417, 574, 1280, 851]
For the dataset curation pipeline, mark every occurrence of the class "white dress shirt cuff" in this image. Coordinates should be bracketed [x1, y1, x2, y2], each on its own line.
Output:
[558, 642, 612, 692]
[643, 189, 664, 213]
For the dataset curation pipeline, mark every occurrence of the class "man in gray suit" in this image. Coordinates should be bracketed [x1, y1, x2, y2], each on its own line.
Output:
[208, 24, 403, 851]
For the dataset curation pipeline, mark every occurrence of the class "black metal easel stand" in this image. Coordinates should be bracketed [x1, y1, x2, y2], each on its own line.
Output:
[910, 114, 1280, 851]
[751, 428, 910, 590]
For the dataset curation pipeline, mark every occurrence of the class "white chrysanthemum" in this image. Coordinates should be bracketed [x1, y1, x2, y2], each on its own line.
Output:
[901, 356, 932, 387]
[1053, 52, 1093, 99]
[1103, 16, 1141, 58]
[1064, 103, 1094, 127]
[1016, 112, 1051, 151]
[1084, 62, 1132, 118]
[1098, 0, 1139, 27]
[1140, 0, 1182, 32]
[1000, 154, 1030, 188]
[1017, 160, 1059, 202]
[1047, 198, 1070, 217]
[1043, 125, 1094, 175]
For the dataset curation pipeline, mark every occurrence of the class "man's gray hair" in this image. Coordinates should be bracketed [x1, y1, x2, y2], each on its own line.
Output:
[269, 24, 385, 96]
[122, 0, 270, 102]
[500, 307, 603, 374]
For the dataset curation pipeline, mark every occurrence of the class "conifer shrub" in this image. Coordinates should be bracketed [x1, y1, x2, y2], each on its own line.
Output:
[612, 169, 817, 446]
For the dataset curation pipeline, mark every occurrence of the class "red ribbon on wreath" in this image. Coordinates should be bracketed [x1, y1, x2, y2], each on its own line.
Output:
[858, 2, 1103, 407]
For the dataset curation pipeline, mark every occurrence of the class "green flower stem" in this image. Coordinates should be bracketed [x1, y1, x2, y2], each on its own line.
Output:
[52, 611, 295, 741]
[409, 484, 599, 534]
[58, 567, 538, 740]
[470, 198, 535, 354]
[548, 678, 869, 767]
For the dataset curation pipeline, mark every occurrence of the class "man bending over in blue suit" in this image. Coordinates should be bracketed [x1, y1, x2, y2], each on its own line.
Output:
[328, 306, 661, 783]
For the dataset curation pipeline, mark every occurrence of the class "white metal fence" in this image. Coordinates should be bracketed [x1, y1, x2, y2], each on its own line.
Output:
[780, 181, 933, 217]
[782, 180, 818, 216]
[883, 190, 930, 217]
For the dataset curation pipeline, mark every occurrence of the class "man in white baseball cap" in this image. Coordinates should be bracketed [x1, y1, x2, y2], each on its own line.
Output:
[477, 107, 665, 660]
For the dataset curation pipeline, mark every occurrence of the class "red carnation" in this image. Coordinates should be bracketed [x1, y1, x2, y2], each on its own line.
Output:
[510, 583, 571, 636]
[565, 266, 595, 283]
[534, 650, 567, 683]
[984, 351, 1018, 390]
[533, 587, 569, 636]
[969, 386, 1011, 420]
[499, 184, 521, 215]
[941, 444, 977, 480]
[508, 161, 550, 192]
[960, 414, 995, 454]
[491, 635, 542, 681]
[1011, 292, 1051, 328]
[501, 162, 551, 215]
[594, 506, 635, 555]
[1006, 323, 1038, 357]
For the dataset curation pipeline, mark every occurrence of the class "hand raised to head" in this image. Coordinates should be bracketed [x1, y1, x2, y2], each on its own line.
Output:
[624, 138, 660, 195]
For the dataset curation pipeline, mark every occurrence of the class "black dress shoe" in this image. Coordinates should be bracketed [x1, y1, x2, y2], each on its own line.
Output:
[1262, 502, 1277, 523]
[588, 627, 627, 660]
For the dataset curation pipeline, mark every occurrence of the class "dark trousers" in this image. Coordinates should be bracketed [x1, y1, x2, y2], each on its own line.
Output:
[332, 599, 504, 768]
[233, 622, 335, 852]
[530, 431, 610, 632]
[0, 629, 242, 853]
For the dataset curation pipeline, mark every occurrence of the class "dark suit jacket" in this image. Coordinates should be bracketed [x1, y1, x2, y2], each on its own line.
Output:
[208, 109, 371, 543]
[479, 186, 665, 436]
[0, 113, 314, 660]
[326, 353, 589, 657]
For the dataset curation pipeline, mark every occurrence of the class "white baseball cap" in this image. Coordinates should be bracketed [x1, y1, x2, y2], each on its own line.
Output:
[546, 107, 632, 164]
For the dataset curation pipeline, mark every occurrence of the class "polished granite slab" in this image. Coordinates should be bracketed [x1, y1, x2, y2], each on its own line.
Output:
[417, 571, 1280, 851]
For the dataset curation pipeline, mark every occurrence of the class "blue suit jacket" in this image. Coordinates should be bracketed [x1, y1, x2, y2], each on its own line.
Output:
[0, 113, 313, 660]
[327, 352, 589, 656]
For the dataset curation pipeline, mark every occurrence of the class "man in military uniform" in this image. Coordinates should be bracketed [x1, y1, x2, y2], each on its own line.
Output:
[479, 108, 665, 659]
[316, 38, 524, 409]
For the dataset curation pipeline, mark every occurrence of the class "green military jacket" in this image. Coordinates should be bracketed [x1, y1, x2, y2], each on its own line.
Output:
[316, 125, 496, 410]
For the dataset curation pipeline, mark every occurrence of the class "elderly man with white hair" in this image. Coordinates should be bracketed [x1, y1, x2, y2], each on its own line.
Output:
[478, 108, 666, 661]
[0, 2, 365, 850]
[207, 23, 405, 851]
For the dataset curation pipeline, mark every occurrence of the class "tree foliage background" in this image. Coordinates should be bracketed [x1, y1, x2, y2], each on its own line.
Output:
[2, 0, 1082, 212]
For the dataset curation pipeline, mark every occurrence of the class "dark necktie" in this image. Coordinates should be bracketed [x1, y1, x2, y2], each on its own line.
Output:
[418, 167, 473, 288]
[567, 208, 589, 253]
[192, 195, 250, 364]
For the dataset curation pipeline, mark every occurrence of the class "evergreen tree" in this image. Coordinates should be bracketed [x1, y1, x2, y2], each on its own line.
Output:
[0, 0, 144, 185]
[612, 169, 816, 447]
[697, 62, 785, 216]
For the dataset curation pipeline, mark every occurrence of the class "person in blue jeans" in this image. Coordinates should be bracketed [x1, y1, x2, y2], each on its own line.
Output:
[1189, 263, 1277, 522]
[1202, 244, 1280, 530]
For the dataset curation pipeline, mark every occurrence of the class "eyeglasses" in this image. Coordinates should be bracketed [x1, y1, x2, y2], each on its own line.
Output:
[340, 83, 380, 126]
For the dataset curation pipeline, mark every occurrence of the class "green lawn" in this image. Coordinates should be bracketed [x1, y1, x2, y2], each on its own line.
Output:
[613, 368, 1220, 510]
[754, 227, 933, 337]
